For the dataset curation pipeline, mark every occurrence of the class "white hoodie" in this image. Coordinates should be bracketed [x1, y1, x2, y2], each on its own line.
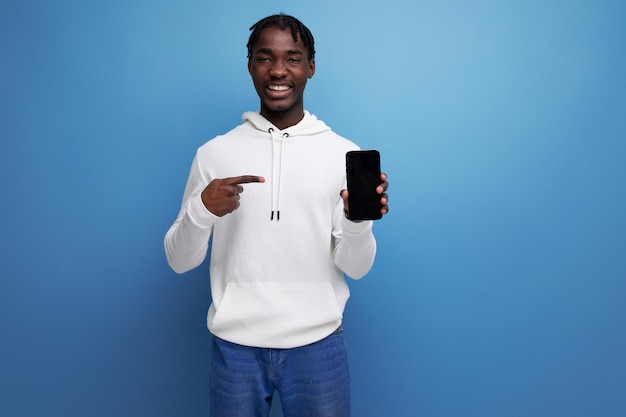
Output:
[164, 111, 376, 348]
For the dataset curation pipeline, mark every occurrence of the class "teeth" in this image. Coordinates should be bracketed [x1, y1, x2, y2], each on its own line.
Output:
[269, 85, 290, 91]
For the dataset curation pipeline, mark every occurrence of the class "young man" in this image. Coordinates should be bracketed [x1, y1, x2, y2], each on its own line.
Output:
[164, 14, 389, 417]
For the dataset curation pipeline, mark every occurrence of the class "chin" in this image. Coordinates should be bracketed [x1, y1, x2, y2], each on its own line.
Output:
[263, 98, 302, 113]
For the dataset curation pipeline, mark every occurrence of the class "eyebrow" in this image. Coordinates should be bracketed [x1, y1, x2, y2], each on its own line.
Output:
[254, 47, 304, 56]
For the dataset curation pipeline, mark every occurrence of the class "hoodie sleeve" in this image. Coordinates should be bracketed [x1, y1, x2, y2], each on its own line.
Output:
[164, 152, 220, 274]
[331, 200, 377, 280]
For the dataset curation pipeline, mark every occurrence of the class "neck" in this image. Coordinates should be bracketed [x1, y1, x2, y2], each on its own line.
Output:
[260, 107, 305, 130]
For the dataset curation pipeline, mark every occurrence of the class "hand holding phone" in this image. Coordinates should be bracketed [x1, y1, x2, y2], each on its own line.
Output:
[345, 150, 383, 220]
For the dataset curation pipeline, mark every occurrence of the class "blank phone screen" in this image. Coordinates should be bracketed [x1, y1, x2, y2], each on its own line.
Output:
[346, 150, 382, 220]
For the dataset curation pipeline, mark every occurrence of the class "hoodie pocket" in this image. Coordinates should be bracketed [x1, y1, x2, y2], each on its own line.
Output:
[208, 281, 344, 348]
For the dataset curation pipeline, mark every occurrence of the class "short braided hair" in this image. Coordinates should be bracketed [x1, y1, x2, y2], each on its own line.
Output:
[247, 14, 315, 60]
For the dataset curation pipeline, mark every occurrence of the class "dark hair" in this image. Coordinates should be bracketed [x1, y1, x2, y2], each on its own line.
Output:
[247, 14, 315, 60]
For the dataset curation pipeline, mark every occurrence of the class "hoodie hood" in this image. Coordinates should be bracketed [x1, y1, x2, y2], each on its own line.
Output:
[242, 110, 331, 136]
[242, 111, 332, 221]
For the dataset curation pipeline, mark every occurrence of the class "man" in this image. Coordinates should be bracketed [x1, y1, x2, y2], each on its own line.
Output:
[164, 14, 389, 417]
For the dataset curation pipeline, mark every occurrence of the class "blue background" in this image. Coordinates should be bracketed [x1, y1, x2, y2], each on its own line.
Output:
[1, 1, 625, 416]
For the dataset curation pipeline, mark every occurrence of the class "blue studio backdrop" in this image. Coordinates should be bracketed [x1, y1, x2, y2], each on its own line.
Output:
[1, 1, 625, 416]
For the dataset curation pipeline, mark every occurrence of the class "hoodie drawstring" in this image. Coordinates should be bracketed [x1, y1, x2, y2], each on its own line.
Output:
[269, 128, 289, 221]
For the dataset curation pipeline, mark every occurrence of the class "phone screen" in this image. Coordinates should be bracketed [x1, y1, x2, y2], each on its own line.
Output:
[345, 150, 382, 220]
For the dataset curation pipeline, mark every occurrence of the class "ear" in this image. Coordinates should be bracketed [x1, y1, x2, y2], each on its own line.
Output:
[308, 58, 316, 79]
[248, 59, 252, 75]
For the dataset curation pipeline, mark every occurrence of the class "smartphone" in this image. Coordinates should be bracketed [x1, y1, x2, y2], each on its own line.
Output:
[345, 150, 382, 220]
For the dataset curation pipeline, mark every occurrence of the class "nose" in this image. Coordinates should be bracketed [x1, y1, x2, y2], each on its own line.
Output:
[269, 59, 287, 77]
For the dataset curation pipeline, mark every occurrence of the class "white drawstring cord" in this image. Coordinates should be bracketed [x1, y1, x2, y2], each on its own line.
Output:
[275, 132, 289, 221]
[269, 128, 288, 221]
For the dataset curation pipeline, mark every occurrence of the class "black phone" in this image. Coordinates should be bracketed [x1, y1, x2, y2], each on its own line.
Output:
[345, 150, 382, 220]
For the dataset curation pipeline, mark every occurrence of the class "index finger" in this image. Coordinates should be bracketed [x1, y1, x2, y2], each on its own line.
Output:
[378, 172, 388, 192]
[223, 175, 265, 185]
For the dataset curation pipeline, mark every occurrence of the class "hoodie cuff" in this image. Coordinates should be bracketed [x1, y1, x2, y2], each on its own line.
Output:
[187, 194, 220, 228]
[341, 216, 374, 236]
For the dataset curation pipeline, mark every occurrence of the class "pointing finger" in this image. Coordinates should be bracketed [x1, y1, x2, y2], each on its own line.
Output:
[224, 175, 266, 185]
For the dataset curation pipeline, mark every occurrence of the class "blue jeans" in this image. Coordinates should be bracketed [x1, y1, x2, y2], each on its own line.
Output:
[210, 328, 350, 417]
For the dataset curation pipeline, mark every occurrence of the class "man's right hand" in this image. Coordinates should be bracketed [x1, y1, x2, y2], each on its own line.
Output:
[201, 175, 265, 217]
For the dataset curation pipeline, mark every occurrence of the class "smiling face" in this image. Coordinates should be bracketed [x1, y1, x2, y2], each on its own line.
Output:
[248, 27, 315, 129]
